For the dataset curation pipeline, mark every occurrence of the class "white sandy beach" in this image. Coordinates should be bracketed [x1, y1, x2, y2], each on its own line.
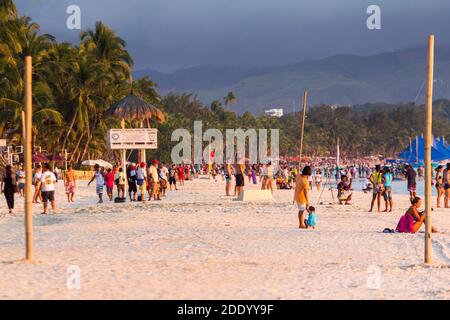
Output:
[1, 177, 449, 300]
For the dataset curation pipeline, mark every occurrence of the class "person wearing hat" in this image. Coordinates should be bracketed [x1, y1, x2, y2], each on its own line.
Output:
[136, 162, 147, 202]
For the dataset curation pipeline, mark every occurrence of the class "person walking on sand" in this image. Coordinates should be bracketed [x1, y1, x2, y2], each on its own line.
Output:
[443, 163, 450, 208]
[293, 166, 312, 229]
[314, 169, 322, 191]
[64, 164, 76, 203]
[382, 166, 393, 212]
[115, 167, 126, 198]
[369, 165, 384, 212]
[32, 164, 43, 203]
[127, 164, 137, 201]
[234, 158, 246, 197]
[39, 163, 57, 214]
[136, 162, 147, 202]
[168, 164, 178, 191]
[104, 168, 115, 201]
[404, 165, 417, 201]
[435, 165, 444, 208]
[150, 160, 161, 201]
[16, 164, 25, 197]
[88, 164, 105, 204]
[225, 161, 232, 196]
[1, 165, 18, 214]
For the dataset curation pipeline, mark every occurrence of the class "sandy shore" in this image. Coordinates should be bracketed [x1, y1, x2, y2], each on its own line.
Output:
[0, 177, 449, 300]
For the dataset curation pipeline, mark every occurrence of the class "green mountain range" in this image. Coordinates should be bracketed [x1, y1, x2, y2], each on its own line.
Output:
[134, 47, 450, 114]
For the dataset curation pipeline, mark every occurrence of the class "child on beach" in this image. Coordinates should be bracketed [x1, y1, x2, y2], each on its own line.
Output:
[305, 206, 317, 229]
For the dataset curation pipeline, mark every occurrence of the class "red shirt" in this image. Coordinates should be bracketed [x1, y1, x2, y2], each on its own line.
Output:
[105, 172, 115, 188]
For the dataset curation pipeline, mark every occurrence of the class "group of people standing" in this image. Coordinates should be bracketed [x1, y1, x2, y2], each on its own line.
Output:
[1, 163, 58, 214]
[88, 161, 188, 204]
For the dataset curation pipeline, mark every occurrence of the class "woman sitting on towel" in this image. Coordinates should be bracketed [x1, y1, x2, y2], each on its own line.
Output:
[337, 175, 352, 205]
[396, 197, 438, 233]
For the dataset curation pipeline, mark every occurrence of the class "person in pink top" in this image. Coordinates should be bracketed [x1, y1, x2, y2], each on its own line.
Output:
[104, 168, 115, 201]
[396, 197, 438, 233]
[177, 165, 185, 186]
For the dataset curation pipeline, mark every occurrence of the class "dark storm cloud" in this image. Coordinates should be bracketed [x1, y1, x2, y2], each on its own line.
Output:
[15, 0, 450, 72]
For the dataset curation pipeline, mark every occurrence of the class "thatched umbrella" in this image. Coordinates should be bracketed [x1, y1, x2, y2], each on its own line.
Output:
[104, 92, 165, 124]
[104, 92, 165, 185]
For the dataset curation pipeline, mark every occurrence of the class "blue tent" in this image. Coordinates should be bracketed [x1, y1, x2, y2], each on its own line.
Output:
[433, 136, 450, 158]
[398, 135, 450, 163]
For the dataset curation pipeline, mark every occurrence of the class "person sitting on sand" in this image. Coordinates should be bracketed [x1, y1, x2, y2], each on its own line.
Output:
[305, 206, 317, 229]
[337, 175, 352, 205]
[396, 197, 438, 233]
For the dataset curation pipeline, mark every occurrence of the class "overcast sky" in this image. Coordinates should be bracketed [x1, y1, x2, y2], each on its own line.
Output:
[15, 0, 450, 72]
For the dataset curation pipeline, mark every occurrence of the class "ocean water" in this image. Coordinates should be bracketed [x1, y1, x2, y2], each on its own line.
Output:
[323, 178, 437, 197]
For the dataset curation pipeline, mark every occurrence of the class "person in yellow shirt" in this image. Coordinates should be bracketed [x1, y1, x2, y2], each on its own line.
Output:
[293, 166, 312, 229]
[369, 164, 383, 212]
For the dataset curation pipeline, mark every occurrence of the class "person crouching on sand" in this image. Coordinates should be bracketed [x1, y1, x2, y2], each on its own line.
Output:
[293, 166, 312, 229]
[305, 206, 317, 229]
[396, 197, 438, 233]
[337, 175, 352, 205]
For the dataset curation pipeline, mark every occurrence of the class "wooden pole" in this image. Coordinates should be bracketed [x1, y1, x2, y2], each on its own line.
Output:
[24, 56, 33, 261]
[298, 91, 308, 170]
[121, 119, 128, 192]
[424, 34, 434, 264]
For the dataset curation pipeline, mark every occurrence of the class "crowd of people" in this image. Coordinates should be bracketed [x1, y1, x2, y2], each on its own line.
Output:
[1, 158, 449, 235]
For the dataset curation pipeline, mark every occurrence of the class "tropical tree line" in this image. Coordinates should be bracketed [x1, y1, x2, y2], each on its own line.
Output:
[1, 1, 449, 166]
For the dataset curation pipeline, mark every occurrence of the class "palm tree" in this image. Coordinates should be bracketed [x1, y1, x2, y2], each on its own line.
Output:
[80, 21, 133, 82]
[223, 91, 237, 109]
[0, 0, 18, 23]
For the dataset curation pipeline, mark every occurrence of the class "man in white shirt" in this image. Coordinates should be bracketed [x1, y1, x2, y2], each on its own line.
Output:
[136, 162, 147, 202]
[39, 163, 57, 214]
[88, 164, 105, 203]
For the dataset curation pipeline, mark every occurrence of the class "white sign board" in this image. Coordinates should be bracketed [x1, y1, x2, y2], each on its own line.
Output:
[0, 139, 6, 147]
[107, 128, 158, 150]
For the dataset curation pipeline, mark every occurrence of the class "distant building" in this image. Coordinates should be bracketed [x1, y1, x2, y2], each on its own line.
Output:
[265, 108, 284, 117]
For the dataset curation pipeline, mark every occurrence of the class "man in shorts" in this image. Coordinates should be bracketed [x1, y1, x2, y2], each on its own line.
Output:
[234, 159, 246, 197]
[404, 165, 417, 201]
[168, 164, 178, 191]
[88, 164, 105, 203]
[294, 166, 312, 229]
[39, 163, 57, 214]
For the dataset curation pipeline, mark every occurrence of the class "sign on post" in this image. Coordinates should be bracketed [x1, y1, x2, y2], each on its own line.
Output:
[107, 128, 158, 150]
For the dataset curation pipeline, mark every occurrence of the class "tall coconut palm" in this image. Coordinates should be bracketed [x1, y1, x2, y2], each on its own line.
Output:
[0, 0, 18, 23]
[80, 21, 133, 83]
[223, 91, 237, 109]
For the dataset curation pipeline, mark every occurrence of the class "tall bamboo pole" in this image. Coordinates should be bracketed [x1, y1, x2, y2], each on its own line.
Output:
[424, 34, 434, 264]
[24, 56, 33, 261]
[298, 91, 308, 170]
[121, 119, 128, 193]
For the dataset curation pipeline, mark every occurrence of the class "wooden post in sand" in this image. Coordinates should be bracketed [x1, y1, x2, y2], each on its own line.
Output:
[24, 56, 33, 261]
[424, 34, 434, 264]
[121, 119, 128, 190]
[298, 91, 308, 170]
